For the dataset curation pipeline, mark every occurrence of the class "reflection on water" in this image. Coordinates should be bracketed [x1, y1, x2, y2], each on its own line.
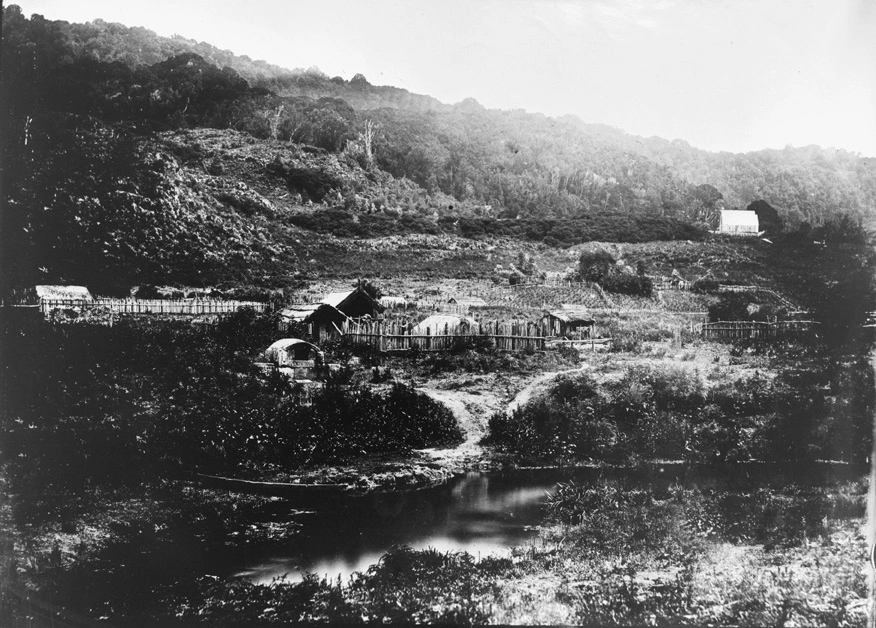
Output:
[232, 462, 863, 584]
[236, 472, 553, 583]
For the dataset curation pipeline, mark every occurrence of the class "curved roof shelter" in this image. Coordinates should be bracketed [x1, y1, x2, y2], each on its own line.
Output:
[412, 314, 479, 335]
[264, 338, 323, 363]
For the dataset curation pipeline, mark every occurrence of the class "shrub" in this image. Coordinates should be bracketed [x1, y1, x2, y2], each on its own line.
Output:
[601, 274, 654, 297]
[284, 167, 343, 201]
[484, 358, 873, 465]
[577, 250, 616, 282]
[708, 292, 756, 322]
[692, 277, 719, 293]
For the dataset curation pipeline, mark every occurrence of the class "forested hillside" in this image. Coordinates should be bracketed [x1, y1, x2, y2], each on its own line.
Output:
[1, 5, 873, 293]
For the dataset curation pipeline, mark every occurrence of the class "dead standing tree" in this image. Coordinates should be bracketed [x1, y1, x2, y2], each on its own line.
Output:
[361, 119, 378, 168]
[261, 104, 285, 141]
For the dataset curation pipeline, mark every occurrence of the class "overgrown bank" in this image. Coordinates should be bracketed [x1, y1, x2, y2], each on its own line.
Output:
[0, 311, 462, 497]
[485, 347, 874, 465]
[86, 479, 864, 626]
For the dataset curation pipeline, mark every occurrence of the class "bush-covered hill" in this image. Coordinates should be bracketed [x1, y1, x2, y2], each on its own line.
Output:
[1, 5, 874, 293]
[7, 6, 872, 226]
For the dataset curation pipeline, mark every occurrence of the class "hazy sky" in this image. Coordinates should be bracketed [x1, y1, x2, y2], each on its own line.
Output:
[13, 0, 876, 155]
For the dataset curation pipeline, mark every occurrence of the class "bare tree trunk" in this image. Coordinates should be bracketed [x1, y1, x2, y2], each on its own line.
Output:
[361, 119, 377, 168]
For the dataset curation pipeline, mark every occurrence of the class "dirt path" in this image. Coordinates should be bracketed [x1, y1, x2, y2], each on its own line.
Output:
[415, 364, 591, 466]
[416, 385, 501, 465]
[505, 364, 591, 415]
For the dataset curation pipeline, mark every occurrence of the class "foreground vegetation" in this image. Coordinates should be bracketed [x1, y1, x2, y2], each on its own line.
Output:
[486, 344, 873, 465]
[136, 481, 864, 626]
[0, 310, 461, 496]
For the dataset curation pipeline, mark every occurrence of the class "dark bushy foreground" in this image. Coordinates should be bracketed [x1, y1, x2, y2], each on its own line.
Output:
[173, 548, 507, 626]
[155, 482, 865, 626]
[485, 358, 874, 464]
[0, 311, 461, 494]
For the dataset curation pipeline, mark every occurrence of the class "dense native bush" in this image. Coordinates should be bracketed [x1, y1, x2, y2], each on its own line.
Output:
[0, 312, 461, 493]
[692, 277, 719, 293]
[287, 212, 704, 244]
[706, 291, 785, 322]
[283, 167, 345, 202]
[577, 250, 653, 296]
[288, 209, 441, 238]
[485, 361, 873, 464]
[600, 273, 654, 297]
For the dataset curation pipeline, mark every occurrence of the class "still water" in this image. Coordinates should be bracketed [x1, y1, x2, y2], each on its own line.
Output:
[230, 462, 861, 584]
[235, 471, 555, 583]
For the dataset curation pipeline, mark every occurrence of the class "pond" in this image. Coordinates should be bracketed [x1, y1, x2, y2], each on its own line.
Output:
[229, 462, 862, 584]
[235, 471, 553, 584]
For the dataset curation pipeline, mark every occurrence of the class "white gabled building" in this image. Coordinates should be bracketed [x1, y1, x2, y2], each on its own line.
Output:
[719, 210, 760, 235]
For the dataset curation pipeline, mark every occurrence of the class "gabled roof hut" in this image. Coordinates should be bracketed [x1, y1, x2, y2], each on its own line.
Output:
[279, 303, 348, 341]
[321, 287, 383, 318]
[542, 308, 595, 338]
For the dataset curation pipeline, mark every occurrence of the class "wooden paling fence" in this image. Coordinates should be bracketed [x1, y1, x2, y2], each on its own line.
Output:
[40, 298, 267, 315]
[718, 284, 758, 293]
[654, 280, 693, 291]
[342, 319, 548, 352]
[701, 320, 819, 341]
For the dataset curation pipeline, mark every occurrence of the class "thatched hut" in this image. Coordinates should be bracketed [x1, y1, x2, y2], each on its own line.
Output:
[321, 286, 383, 318]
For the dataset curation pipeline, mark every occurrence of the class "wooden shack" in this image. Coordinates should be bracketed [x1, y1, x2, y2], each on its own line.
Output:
[321, 286, 383, 319]
[542, 308, 595, 339]
[279, 303, 348, 341]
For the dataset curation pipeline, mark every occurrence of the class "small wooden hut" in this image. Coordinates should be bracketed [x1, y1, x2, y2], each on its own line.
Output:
[279, 303, 348, 341]
[542, 308, 595, 339]
[321, 286, 383, 319]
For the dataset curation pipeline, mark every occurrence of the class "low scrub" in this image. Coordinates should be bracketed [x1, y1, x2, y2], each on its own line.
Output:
[288, 211, 704, 245]
[172, 547, 508, 625]
[485, 360, 873, 464]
